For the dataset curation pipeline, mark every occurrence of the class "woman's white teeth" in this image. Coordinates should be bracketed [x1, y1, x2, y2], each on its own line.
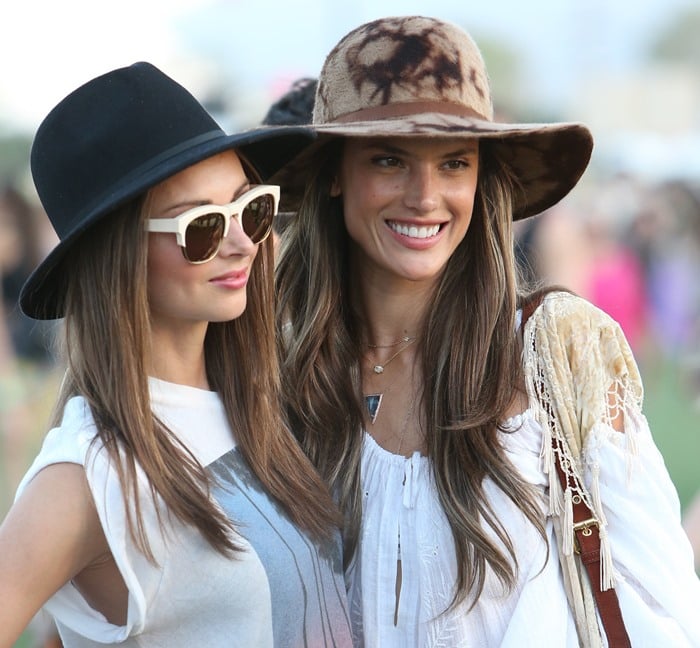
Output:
[389, 222, 440, 238]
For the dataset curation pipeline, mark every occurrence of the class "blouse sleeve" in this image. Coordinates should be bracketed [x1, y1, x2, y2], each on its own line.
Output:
[582, 410, 700, 646]
[15, 396, 151, 642]
[524, 292, 700, 645]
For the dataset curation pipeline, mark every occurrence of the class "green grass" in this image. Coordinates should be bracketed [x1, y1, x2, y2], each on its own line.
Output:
[641, 354, 700, 512]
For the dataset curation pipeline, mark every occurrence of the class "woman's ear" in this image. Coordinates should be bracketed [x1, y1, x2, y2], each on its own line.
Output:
[330, 176, 342, 197]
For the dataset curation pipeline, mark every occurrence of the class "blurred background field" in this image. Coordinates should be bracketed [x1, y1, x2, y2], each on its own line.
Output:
[2, 0, 699, 645]
[643, 357, 699, 509]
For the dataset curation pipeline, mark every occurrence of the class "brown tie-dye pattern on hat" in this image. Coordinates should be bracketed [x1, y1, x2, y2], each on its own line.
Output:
[314, 16, 493, 124]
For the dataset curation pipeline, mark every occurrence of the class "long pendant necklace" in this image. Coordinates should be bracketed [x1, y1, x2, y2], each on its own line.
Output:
[364, 336, 416, 423]
[365, 394, 384, 424]
[394, 398, 416, 456]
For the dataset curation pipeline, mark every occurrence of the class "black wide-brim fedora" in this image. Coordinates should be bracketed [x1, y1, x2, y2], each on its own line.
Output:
[20, 61, 317, 320]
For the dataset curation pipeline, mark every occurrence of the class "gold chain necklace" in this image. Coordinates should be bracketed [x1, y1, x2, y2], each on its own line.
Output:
[368, 336, 416, 374]
[395, 399, 417, 456]
[367, 335, 416, 349]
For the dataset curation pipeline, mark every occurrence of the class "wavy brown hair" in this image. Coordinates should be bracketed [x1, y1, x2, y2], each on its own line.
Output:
[275, 139, 546, 607]
[51, 167, 340, 561]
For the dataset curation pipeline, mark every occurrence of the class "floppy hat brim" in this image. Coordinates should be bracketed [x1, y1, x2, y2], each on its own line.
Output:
[272, 113, 593, 222]
[20, 126, 315, 320]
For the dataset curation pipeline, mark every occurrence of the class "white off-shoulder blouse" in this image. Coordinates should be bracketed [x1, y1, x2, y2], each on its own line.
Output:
[346, 407, 700, 647]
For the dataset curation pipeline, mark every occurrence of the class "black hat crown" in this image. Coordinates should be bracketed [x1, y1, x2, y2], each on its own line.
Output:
[20, 62, 313, 319]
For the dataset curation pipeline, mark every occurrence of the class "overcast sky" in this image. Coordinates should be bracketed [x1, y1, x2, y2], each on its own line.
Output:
[1, 0, 696, 134]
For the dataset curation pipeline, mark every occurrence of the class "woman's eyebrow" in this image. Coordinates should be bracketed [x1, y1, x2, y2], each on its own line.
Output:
[160, 180, 251, 215]
[231, 180, 251, 201]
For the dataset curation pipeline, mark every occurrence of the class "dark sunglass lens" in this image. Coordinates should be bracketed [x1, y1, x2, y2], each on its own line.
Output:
[241, 194, 274, 243]
[185, 213, 225, 262]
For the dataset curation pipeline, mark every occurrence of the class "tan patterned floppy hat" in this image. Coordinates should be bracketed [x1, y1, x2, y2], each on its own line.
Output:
[279, 15, 593, 220]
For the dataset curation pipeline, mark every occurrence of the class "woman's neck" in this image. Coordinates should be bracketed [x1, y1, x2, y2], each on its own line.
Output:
[359, 279, 432, 346]
[149, 321, 209, 389]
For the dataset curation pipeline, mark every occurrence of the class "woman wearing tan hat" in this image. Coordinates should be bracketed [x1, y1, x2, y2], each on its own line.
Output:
[0, 62, 352, 646]
[275, 16, 700, 647]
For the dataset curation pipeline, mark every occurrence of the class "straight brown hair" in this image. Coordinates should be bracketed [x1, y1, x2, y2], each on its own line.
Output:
[276, 140, 546, 608]
[52, 181, 340, 560]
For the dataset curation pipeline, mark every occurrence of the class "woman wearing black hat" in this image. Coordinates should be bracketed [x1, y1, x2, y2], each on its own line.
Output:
[275, 16, 700, 648]
[0, 62, 351, 647]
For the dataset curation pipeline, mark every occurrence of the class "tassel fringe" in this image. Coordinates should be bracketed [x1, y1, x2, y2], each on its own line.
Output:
[599, 525, 614, 590]
[563, 487, 574, 556]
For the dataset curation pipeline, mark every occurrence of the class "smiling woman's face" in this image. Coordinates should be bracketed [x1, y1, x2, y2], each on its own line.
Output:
[333, 136, 479, 287]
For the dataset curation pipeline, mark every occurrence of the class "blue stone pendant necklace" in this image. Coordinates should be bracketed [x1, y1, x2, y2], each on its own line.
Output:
[364, 336, 416, 424]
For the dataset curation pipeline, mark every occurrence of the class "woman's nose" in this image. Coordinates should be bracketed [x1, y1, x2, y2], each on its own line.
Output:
[403, 165, 439, 213]
[217, 216, 257, 257]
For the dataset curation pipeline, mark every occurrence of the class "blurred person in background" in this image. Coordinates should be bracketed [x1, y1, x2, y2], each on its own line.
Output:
[517, 186, 650, 356]
[657, 180, 700, 573]
[0, 185, 60, 512]
[275, 15, 700, 647]
[643, 180, 700, 360]
[0, 185, 56, 365]
[0, 183, 64, 648]
[567, 205, 649, 355]
[582, 212, 648, 354]
[0, 62, 351, 647]
[262, 77, 317, 128]
[261, 77, 318, 255]
[518, 204, 592, 298]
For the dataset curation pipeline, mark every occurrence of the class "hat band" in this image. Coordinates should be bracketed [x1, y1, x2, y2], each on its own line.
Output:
[56, 129, 226, 239]
[124, 129, 225, 181]
[329, 101, 490, 124]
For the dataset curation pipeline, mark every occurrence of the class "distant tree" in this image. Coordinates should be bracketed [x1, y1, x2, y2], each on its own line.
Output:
[648, 7, 700, 67]
[0, 135, 31, 183]
[469, 33, 522, 117]
[470, 32, 568, 124]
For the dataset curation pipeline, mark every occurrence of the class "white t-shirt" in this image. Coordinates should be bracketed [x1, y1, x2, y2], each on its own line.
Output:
[347, 407, 700, 647]
[17, 378, 352, 647]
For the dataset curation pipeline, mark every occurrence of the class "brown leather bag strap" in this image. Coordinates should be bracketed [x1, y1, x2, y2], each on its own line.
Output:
[552, 448, 631, 647]
[521, 294, 631, 647]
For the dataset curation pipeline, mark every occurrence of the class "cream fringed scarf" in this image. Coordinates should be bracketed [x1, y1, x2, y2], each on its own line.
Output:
[522, 291, 643, 648]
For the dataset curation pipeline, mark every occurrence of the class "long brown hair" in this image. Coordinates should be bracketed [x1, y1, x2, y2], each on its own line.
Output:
[52, 170, 340, 560]
[276, 140, 545, 607]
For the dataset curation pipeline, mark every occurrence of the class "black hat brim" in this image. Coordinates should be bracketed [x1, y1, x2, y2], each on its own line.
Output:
[20, 126, 315, 320]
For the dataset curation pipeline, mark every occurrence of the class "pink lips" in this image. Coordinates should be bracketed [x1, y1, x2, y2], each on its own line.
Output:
[209, 269, 249, 290]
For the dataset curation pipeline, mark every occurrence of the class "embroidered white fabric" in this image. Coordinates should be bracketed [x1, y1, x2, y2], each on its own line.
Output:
[346, 407, 700, 647]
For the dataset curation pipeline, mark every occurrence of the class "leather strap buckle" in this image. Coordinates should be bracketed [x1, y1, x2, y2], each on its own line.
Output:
[573, 518, 599, 554]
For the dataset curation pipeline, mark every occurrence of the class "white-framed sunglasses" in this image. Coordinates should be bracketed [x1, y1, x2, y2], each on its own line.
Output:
[145, 184, 280, 264]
